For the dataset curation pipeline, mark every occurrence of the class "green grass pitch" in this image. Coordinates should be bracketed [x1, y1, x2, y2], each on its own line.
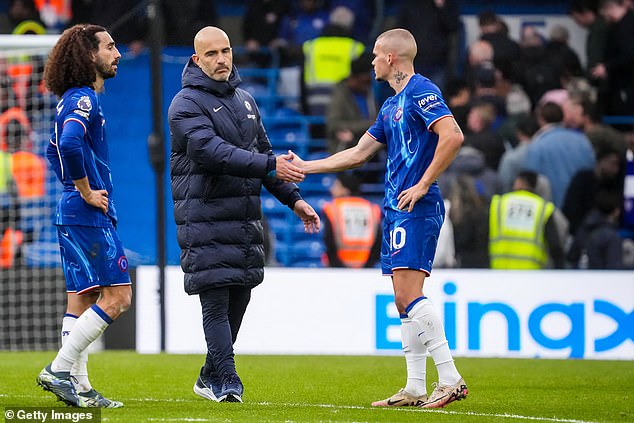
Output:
[1, 352, 632, 422]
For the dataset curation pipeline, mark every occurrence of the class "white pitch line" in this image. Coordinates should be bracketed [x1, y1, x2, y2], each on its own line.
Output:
[128, 398, 599, 423]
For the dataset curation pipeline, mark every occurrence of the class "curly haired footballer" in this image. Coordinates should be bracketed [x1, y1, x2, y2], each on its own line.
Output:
[44, 24, 107, 97]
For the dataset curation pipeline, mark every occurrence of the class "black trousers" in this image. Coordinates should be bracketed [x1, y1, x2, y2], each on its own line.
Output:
[198, 285, 252, 380]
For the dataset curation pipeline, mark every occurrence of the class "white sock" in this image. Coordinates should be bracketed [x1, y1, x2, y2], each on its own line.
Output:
[408, 297, 461, 386]
[52, 305, 111, 373]
[401, 314, 427, 397]
[61, 314, 93, 392]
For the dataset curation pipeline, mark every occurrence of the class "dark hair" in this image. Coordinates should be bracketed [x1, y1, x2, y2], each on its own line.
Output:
[594, 189, 622, 215]
[594, 144, 620, 161]
[580, 97, 601, 123]
[515, 114, 539, 138]
[569, 0, 599, 14]
[444, 78, 470, 99]
[478, 11, 498, 27]
[337, 172, 361, 196]
[44, 24, 107, 97]
[350, 52, 372, 76]
[538, 102, 564, 124]
[516, 170, 538, 191]
[599, 0, 624, 9]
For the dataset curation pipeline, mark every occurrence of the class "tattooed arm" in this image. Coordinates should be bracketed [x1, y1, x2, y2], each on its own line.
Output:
[396, 116, 464, 212]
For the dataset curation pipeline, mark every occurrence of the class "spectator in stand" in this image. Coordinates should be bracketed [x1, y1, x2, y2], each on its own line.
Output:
[395, 0, 461, 91]
[470, 63, 506, 120]
[329, 0, 381, 45]
[325, 53, 376, 152]
[518, 25, 563, 107]
[497, 113, 540, 193]
[0, 149, 23, 268]
[7, 0, 46, 34]
[464, 39, 494, 90]
[494, 67, 532, 149]
[569, 0, 610, 76]
[70, 0, 147, 55]
[477, 11, 521, 83]
[567, 190, 624, 269]
[497, 67, 532, 119]
[563, 92, 627, 157]
[301, 5, 364, 115]
[523, 101, 595, 208]
[448, 174, 489, 268]
[592, 0, 634, 116]
[162, 0, 218, 46]
[275, 0, 329, 66]
[34, 0, 70, 32]
[439, 145, 501, 203]
[242, 0, 291, 67]
[322, 173, 381, 268]
[563, 145, 623, 236]
[546, 25, 583, 82]
[464, 101, 505, 171]
[444, 78, 471, 130]
[489, 171, 566, 269]
[325, 52, 383, 184]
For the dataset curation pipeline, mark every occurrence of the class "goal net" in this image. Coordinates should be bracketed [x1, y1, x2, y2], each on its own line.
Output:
[0, 34, 67, 350]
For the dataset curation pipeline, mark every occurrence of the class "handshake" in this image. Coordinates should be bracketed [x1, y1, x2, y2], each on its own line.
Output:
[274, 150, 306, 183]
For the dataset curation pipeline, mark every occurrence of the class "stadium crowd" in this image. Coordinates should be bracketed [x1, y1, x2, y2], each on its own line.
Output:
[1, 0, 633, 270]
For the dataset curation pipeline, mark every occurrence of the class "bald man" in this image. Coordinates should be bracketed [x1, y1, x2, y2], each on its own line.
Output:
[290, 28, 469, 409]
[168, 26, 320, 403]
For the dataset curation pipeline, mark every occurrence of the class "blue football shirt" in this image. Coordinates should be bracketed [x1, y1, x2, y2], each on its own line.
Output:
[47, 86, 117, 227]
[367, 74, 452, 219]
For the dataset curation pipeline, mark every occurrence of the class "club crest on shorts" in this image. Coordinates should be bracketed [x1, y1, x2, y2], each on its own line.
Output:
[118, 256, 129, 272]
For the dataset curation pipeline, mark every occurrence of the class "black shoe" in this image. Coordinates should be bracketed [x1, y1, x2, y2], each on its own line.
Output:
[218, 373, 243, 403]
[193, 367, 222, 401]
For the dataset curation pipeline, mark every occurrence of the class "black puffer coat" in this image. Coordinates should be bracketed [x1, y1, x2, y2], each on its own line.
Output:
[168, 59, 301, 294]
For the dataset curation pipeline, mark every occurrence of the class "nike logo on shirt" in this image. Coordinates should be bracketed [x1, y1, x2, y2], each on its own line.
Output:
[213, 106, 223, 112]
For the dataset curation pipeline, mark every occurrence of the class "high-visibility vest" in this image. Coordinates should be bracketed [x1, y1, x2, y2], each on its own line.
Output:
[323, 197, 381, 268]
[302, 36, 365, 86]
[10, 151, 46, 198]
[34, 0, 71, 27]
[12, 20, 47, 35]
[0, 106, 32, 151]
[0, 228, 23, 269]
[489, 190, 555, 269]
[0, 150, 11, 194]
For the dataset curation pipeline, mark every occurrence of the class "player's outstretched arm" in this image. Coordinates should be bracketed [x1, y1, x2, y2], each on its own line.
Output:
[293, 200, 321, 233]
[290, 133, 383, 174]
[397, 116, 463, 212]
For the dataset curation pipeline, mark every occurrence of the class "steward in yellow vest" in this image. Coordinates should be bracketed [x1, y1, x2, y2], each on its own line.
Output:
[489, 171, 565, 269]
[301, 6, 364, 115]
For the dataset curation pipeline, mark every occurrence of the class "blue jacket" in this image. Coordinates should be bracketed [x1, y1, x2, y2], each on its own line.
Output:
[168, 59, 301, 294]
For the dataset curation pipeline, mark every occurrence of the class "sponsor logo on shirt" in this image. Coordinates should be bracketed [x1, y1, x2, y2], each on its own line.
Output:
[417, 93, 441, 112]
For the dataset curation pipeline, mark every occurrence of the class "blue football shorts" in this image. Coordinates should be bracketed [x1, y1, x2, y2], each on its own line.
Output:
[381, 214, 443, 276]
[57, 224, 131, 294]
